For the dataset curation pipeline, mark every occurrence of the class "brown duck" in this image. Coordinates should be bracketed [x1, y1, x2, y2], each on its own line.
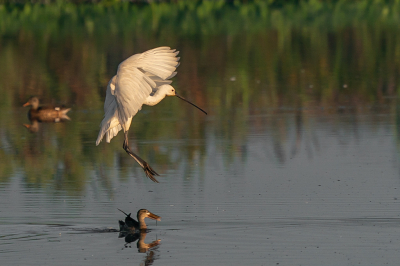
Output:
[23, 96, 71, 122]
[118, 209, 161, 231]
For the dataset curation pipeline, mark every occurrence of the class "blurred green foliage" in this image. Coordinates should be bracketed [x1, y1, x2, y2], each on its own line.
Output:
[0, 0, 399, 193]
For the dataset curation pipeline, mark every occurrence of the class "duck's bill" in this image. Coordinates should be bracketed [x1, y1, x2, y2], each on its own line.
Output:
[175, 94, 207, 115]
[148, 212, 161, 221]
[23, 102, 30, 107]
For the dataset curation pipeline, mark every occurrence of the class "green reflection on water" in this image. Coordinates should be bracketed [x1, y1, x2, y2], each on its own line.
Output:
[0, 1, 399, 193]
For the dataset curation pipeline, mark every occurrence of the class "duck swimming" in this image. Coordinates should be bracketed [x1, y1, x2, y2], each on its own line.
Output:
[23, 96, 70, 122]
[118, 209, 161, 231]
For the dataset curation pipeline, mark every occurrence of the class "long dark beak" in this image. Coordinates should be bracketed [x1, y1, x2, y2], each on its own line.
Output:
[175, 94, 207, 115]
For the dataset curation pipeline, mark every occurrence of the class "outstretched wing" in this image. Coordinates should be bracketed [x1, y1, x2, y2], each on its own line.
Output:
[96, 47, 180, 145]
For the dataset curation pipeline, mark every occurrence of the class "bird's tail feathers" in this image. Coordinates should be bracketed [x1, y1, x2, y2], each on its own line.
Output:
[60, 108, 71, 115]
[96, 120, 122, 146]
[61, 114, 70, 120]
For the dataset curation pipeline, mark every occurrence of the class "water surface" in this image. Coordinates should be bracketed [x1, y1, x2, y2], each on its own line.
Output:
[1, 3, 400, 265]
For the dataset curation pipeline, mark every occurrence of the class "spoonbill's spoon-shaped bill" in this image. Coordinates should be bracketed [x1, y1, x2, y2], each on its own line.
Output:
[96, 47, 207, 182]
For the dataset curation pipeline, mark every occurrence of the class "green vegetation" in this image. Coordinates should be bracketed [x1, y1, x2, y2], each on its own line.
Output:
[1, 1, 400, 32]
[1, 0, 400, 38]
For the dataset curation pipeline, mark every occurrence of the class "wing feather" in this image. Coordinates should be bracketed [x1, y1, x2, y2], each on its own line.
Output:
[96, 47, 180, 145]
[96, 76, 120, 145]
[145, 72, 173, 89]
[142, 74, 157, 88]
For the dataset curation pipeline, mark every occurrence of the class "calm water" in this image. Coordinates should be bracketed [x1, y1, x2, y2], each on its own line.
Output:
[1, 3, 400, 265]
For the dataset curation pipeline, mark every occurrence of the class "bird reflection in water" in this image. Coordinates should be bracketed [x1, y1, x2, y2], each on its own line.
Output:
[120, 231, 161, 252]
[118, 209, 161, 253]
[121, 232, 160, 266]
[22, 96, 71, 132]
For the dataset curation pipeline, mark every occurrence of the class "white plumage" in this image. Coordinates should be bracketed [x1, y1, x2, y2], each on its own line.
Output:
[96, 47, 180, 146]
[96, 47, 206, 183]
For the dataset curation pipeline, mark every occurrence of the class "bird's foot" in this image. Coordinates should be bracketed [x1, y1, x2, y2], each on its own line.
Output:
[123, 135, 160, 183]
[142, 162, 160, 183]
[125, 148, 160, 183]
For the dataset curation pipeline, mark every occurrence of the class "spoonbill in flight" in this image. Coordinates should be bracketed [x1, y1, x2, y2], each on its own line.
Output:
[96, 47, 207, 183]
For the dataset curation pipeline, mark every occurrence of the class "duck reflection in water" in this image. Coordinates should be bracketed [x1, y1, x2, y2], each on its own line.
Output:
[121, 231, 161, 253]
[22, 96, 71, 132]
[118, 209, 161, 252]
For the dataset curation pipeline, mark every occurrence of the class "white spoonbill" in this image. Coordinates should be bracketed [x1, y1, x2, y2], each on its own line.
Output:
[96, 47, 207, 183]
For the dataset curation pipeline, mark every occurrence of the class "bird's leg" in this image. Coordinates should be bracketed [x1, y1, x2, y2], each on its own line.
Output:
[123, 131, 159, 183]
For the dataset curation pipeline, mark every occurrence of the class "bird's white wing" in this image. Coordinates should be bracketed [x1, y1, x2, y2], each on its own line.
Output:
[96, 47, 180, 145]
[145, 72, 175, 93]
[96, 76, 122, 145]
[115, 47, 179, 124]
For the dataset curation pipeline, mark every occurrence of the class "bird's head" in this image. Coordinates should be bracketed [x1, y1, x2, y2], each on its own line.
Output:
[161, 85, 176, 96]
[23, 96, 39, 109]
[138, 209, 161, 221]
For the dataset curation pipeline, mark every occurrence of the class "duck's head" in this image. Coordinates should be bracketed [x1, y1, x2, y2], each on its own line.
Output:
[137, 209, 161, 221]
[23, 97, 40, 109]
